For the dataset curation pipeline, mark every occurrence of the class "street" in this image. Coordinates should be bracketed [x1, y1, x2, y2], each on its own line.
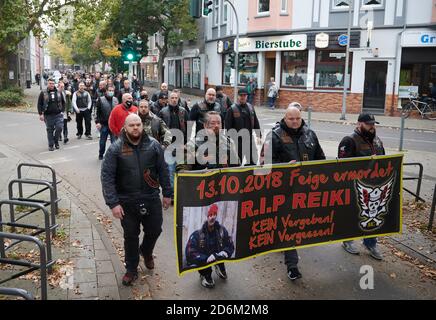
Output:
[0, 109, 435, 300]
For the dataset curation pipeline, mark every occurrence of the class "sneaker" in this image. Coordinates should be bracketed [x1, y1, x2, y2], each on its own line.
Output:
[122, 271, 138, 286]
[48, 146, 55, 152]
[55, 144, 60, 150]
[144, 255, 155, 270]
[98, 155, 104, 160]
[200, 274, 215, 288]
[86, 135, 92, 140]
[287, 267, 302, 281]
[64, 138, 69, 144]
[365, 245, 383, 261]
[342, 241, 360, 255]
[214, 264, 227, 280]
[77, 135, 82, 140]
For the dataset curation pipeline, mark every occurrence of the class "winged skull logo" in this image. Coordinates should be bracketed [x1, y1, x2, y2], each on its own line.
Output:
[356, 178, 394, 231]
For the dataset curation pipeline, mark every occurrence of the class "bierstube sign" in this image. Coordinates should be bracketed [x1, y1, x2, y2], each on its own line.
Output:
[237, 35, 307, 52]
[174, 155, 403, 275]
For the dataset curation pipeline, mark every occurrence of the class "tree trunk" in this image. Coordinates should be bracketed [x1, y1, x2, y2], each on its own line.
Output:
[0, 49, 10, 90]
[157, 48, 167, 86]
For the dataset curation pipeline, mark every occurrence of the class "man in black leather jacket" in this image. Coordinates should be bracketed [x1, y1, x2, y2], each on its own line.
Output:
[101, 114, 172, 286]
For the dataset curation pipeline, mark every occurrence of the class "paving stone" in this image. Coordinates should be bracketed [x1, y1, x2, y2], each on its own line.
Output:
[97, 273, 118, 287]
[96, 260, 115, 274]
[70, 282, 98, 299]
[98, 286, 120, 300]
[93, 239, 105, 250]
[72, 268, 97, 284]
[94, 249, 111, 261]
[72, 257, 96, 270]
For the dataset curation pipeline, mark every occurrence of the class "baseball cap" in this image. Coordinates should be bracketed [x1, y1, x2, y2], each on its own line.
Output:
[358, 113, 380, 124]
[159, 92, 168, 99]
[238, 88, 248, 95]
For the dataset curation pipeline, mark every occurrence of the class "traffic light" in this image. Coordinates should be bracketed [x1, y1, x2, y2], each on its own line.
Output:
[118, 36, 144, 62]
[189, 0, 201, 18]
[202, 0, 213, 17]
[238, 54, 246, 69]
[229, 52, 235, 69]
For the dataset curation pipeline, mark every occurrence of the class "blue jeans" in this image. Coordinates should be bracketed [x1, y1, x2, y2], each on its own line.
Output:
[363, 237, 377, 248]
[99, 124, 114, 157]
[269, 97, 276, 108]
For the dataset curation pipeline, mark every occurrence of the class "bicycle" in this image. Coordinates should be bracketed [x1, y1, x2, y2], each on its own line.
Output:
[401, 92, 436, 120]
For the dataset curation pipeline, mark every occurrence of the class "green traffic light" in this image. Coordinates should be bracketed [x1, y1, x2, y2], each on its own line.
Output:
[127, 53, 134, 60]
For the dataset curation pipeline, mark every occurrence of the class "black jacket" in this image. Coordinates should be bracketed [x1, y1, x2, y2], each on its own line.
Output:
[264, 120, 326, 164]
[37, 88, 65, 115]
[338, 129, 385, 158]
[101, 131, 172, 208]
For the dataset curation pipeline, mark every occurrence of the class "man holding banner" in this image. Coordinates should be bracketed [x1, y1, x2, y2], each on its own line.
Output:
[339, 113, 386, 261]
[262, 105, 325, 281]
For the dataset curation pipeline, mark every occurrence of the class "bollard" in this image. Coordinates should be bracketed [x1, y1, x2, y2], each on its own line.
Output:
[399, 113, 405, 151]
[428, 185, 436, 231]
[307, 107, 312, 130]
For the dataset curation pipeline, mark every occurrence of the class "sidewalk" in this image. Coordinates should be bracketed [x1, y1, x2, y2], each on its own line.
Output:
[143, 86, 436, 132]
[0, 143, 131, 300]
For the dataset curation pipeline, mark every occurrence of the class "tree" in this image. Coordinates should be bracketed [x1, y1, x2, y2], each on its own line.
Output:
[0, 0, 86, 89]
[105, 0, 198, 84]
[47, 35, 74, 66]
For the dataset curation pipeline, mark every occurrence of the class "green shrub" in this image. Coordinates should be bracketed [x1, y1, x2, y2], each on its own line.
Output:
[6, 86, 24, 97]
[0, 90, 24, 107]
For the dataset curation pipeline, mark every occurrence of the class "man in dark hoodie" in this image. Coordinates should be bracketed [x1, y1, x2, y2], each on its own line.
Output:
[261, 104, 325, 282]
[37, 79, 65, 151]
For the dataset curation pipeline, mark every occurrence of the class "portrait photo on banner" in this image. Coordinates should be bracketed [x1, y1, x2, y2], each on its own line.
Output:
[182, 201, 238, 269]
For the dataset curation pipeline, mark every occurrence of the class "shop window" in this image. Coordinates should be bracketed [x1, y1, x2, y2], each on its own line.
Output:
[222, 53, 259, 85]
[281, 51, 308, 88]
[192, 58, 201, 89]
[258, 0, 270, 14]
[315, 50, 353, 89]
[183, 59, 191, 88]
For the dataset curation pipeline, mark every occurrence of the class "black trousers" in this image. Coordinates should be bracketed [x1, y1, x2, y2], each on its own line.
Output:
[198, 263, 225, 277]
[76, 109, 91, 136]
[120, 199, 163, 273]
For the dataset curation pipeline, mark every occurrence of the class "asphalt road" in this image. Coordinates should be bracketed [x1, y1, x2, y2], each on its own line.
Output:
[0, 111, 435, 299]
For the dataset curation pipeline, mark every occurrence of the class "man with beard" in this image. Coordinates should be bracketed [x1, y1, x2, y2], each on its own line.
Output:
[261, 105, 325, 281]
[185, 204, 235, 289]
[101, 114, 172, 286]
[138, 99, 172, 148]
[339, 113, 385, 261]
[37, 79, 65, 151]
[225, 88, 262, 166]
[172, 88, 190, 115]
[189, 88, 225, 135]
[109, 93, 138, 138]
[151, 82, 169, 103]
[95, 86, 119, 160]
[72, 82, 93, 140]
[151, 92, 168, 116]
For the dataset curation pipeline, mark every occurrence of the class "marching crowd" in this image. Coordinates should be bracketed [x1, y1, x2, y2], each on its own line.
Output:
[37, 71, 387, 289]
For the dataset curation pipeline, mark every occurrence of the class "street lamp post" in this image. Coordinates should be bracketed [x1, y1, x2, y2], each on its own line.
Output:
[225, 0, 240, 102]
[340, 1, 353, 120]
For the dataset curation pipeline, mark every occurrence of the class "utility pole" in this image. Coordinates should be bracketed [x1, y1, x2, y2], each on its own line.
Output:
[340, 1, 353, 120]
[225, 0, 240, 102]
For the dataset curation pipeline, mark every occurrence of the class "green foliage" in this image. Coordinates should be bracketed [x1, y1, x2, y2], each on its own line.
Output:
[0, 90, 24, 107]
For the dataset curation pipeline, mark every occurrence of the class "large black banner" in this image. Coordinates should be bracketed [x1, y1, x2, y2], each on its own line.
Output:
[175, 155, 403, 275]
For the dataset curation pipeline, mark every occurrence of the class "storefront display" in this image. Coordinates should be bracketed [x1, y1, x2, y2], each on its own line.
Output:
[315, 50, 352, 89]
[281, 51, 308, 88]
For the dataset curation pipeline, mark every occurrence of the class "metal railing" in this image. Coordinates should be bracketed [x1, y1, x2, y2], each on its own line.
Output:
[403, 163, 425, 203]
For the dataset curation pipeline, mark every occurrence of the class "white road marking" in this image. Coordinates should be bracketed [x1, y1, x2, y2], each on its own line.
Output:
[40, 157, 73, 165]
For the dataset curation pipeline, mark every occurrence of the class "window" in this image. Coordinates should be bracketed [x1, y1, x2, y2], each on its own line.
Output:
[183, 59, 191, 88]
[362, 0, 383, 9]
[222, 53, 259, 85]
[281, 0, 288, 13]
[258, 0, 270, 14]
[223, 3, 228, 23]
[213, 0, 219, 26]
[332, 0, 351, 10]
[315, 50, 353, 89]
[281, 51, 308, 88]
[192, 58, 201, 89]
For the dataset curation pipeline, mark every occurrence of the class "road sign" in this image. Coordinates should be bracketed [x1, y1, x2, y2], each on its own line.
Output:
[338, 34, 349, 46]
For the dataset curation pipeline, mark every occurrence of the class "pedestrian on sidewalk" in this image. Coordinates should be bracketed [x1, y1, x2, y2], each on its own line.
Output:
[267, 81, 279, 109]
[57, 81, 72, 144]
[101, 114, 172, 286]
[246, 78, 256, 105]
[37, 79, 65, 151]
[339, 113, 386, 261]
[95, 86, 119, 160]
[261, 105, 325, 281]
[108, 93, 138, 138]
[72, 82, 93, 140]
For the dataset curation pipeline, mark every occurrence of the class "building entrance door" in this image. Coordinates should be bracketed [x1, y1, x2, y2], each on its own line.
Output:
[363, 61, 388, 113]
[264, 52, 276, 102]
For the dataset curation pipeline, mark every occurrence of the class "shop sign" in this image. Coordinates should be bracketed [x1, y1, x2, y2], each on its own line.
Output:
[315, 33, 329, 49]
[182, 49, 200, 58]
[237, 35, 307, 52]
[140, 55, 159, 64]
[402, 31, 436, 47]
[399, 86, 419, 99]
